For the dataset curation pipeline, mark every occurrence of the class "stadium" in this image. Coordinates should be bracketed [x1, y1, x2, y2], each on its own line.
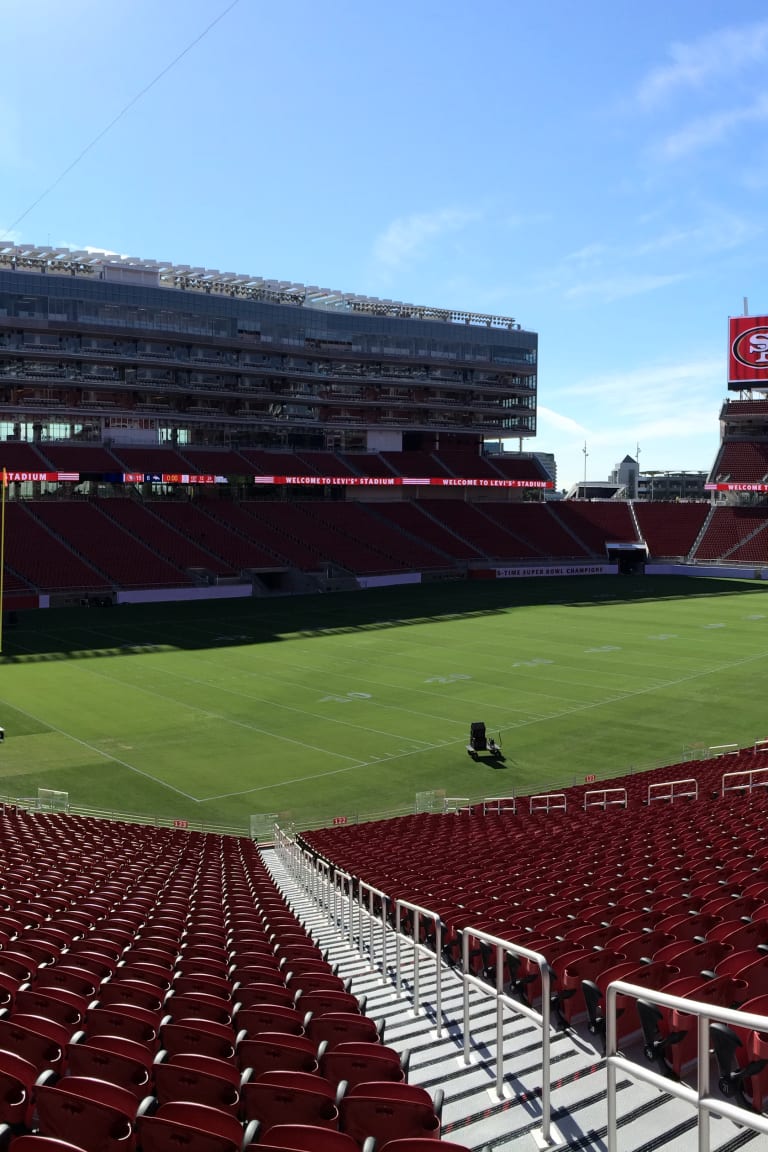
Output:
[2, 243, 768, 1150]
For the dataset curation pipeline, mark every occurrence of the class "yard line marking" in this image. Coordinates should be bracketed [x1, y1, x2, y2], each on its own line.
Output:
[198, 740, 444, 799]
[201, 642, 768, 799]
[56, 611, 622, 706]
[22, 623, 458, 742]
[0, 693, 199, 801]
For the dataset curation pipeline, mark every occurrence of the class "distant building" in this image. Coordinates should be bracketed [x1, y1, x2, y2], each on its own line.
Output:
[609, 455, 639, 499]
[638, 471, 709, 501]
[565, 456, 708, 501]
[532, 451, 556, 487]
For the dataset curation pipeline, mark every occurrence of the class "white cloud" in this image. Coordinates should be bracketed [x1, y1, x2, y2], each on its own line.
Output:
[659, 92, 768, 159]
[562, 358, 722, 402]
[536, 406, 589, 437]
[373, 208, 479, 269]
[564, 271, 689, 303]
[637, 20, 768, 107]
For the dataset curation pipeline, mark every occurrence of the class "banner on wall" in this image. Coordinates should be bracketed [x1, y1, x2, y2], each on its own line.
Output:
[705, 482, 768, 492]
[728, 315, 768, 386]
[2, 470, 553, 489]
[472, 563, 616, 580]
[252, 475, 553, 488]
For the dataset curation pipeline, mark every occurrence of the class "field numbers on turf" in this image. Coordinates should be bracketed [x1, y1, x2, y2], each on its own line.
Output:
[424, 674, 471, 684]
[702, 623, 725, 629]
[319, 692, 372, 704]
[509, 658, 553, 669]
[745, 614, 766, 621]
[585, 645, 621, 653]
[648, 634, 677, 640]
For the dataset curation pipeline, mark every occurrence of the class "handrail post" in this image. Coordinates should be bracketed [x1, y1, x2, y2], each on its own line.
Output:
[462, 928, 471, 1066]
[697, 1013, 711, 1152]
[541, 962, 551, 1144]
[413, 909, 420, 1014]
[395, 902, 402, 995]
[607, 983, 618, 1152]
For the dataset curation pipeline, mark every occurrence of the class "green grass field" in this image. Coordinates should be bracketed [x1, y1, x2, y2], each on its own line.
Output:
[1, 575, 767, 832]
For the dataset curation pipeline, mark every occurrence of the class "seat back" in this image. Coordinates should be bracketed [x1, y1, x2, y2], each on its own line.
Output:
[0, 1048, 38, 1126]
[340, 1084, 440, 1146]
[36, 1076, 139, 1152]
[306, 1013, 380, 1050]
[67, 1036, 154, 1098]
[138, 1102, 243, 1152]
[241, 1080, 338, 1133]
[236, 1032, 318, 1076]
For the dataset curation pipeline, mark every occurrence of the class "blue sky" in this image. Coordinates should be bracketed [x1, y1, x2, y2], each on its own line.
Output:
[2, 0, 766, 489]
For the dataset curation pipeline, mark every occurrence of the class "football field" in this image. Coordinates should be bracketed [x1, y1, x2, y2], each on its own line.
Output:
[1, 575, 767, 832]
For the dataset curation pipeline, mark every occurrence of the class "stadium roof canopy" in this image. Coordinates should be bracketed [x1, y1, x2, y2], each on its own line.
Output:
[0, 243, 520, 331]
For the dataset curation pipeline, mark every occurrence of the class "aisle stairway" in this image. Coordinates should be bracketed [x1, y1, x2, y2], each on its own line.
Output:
[263, 849, 758, 1152]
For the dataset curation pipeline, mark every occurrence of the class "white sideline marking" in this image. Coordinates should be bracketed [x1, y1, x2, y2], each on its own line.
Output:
[15, 623, 768, 805]
[0, 697, 199, 801]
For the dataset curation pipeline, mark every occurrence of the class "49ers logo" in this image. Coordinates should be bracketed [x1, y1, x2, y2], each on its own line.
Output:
[732, 325, 768, 369]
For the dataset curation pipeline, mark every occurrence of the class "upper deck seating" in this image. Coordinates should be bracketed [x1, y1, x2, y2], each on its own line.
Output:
[433, 452, 504, 479]
[479, 504, 587, 557]
[176, 449, 247, 476]
[366, 503, 482, 561]
[693, 507, 768, 561]
[313, 503, 446, 570]
[633, 502, 710, 558]
[338, 454, 398, 478]
[485, 456, 551, 482]
[380, 453, 453, 478]
[712, 441, 768, 483]
[552, 502, 638, 554]
[37, 445, 122, 473]
[98, 501, 237, 578]
[0, 442, 53, 471]
[239, 451, 312, 476]
[108, 448, 197, 474]
[295, 452, 357, 476]
[29, 502, 189, 588]
[4, 503, 110, 591]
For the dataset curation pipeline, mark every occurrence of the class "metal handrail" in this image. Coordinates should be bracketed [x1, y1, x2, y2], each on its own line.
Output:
[606, 979, 768, 1152]
[583, 787, 627, 810]
[357, 878, 390, 978]
[647, 777, 698, 804]
[722, 766, 768, 797]
[394, 898, 444, 1037]
[461, 926, 557, 1146]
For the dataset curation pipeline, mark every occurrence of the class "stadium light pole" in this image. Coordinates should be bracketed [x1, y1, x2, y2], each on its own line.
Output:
[582, 441, 588, 486]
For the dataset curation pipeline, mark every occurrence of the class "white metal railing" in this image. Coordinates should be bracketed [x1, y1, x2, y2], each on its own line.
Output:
[606, 980, 768, 1152]
[443, 796, 470, 814]
[722, 766, 768, 797]
[461, 926, 558, 1147]
[529, 792, 566, 814]
[394, 898, 445, 1037]
[331, 868, 355, 946]
[648, 777, 698, 804]
[357, 878, 390, 978]
[754, 738, 768, 754]
[708, 743, 739, 757]
[482, 796, 517, 815]
[583, 787, 627, 811]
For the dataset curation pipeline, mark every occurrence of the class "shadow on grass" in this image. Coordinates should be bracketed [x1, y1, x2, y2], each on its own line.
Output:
[3, 574, 767, 663]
